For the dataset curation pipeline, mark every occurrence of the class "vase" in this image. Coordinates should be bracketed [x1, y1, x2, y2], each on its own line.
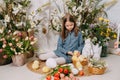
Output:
[0, 57, 12, 65]
[12, 54, 26, 66]
[101, 45, 108, 57]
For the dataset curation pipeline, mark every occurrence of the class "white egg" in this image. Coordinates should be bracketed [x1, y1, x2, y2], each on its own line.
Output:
[71, 68, 79, 75]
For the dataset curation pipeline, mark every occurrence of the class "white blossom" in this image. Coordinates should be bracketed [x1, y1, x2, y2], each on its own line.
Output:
[4, 15, 10, 22]
[2, 44, 6, 48]
[25, 37, 29, 40]
[16, 22, 23, 27]
[13, 31, 20, 35]
[0, 27, 4, 33]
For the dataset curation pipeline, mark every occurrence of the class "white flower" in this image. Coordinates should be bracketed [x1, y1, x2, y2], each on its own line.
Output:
[15, 52, 18, 55]
[18, 52, 21, 55]
[4, 15, 10, 22]
[16, 22, 23, 27]
[58, 13, 65, 18]
[10, 48, 14, 51]
[13, 31, 20, 35]
[31, 11, 36, 16]
[9, 43, 12, 46]
[18, 4, 22, 9]
[30, 38, 37, 45]
[21, 51, 24, 53]
[15, 38, 19, 42]
[72, 6, 76, 12]
[81, 31, 84, 34]
[12, 8, 19, 15]
[28, 15, 33, 20]
[28, 29, 32, 32]
[17, 42, 22, 48]
[30, 41, 35, 45]
[12, 4, 22, 15]
[25, 37, 29, 40]
[76, 6, 82, 12]
[0, 6, 2, 12]
[0, 27, 4, 33]
[30, 21, 36, 28]
[2, 44, 6, 48]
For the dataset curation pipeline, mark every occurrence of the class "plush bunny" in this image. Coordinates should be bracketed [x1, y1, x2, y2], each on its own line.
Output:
[82, 38, 93, 58]
[82, 38, 102, 60]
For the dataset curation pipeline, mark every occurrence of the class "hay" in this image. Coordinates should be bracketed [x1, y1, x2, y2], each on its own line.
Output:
[26, 60, 103, 76]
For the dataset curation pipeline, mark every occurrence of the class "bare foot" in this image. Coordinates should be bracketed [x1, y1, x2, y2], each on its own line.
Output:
[114, 41, 119, 48]
[116, 52, 120, 56]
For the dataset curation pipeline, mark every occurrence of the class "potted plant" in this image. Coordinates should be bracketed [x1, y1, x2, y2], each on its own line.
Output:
[11, 30, 37, 66]
[0, 0, 39, 66]
[89, 17, 117, 57]
[0, 26, 37, 66]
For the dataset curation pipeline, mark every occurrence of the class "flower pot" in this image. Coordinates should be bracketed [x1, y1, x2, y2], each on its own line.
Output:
[12, 54, 26, 66]
[0, 57, 12, 65]
[101, 45, 108, 57]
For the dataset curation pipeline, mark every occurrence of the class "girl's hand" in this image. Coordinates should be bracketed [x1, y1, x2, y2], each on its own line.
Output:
[77, 51, 80, 57]
[67, 51, 73, 56]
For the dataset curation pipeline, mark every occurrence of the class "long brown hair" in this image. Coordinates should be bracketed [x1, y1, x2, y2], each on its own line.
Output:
[61, 13, 79, 41]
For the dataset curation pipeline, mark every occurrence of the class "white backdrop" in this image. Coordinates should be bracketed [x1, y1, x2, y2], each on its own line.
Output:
[0, 0, 120, 55]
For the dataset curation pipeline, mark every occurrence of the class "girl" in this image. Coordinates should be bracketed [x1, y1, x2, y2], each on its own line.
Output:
[39, 13, 84, 64]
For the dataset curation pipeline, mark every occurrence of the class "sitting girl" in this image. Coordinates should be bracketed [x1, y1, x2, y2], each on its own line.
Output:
[39, 13, 84, 65]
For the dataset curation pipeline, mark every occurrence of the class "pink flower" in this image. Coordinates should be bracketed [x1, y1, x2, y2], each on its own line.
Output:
[17, 32, 22, 37]
[3, 40, 7, 44]
[0, 49, 3, 53]
[29, 36, 34, 41]
[60, 73, 65, 79]
[3, 55, 8, 59]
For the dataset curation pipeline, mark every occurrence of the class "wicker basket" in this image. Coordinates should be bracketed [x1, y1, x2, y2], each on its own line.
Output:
[88, 67, 106, 75]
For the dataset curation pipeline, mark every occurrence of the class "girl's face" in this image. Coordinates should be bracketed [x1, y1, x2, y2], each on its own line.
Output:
[65, 21, 74, 31]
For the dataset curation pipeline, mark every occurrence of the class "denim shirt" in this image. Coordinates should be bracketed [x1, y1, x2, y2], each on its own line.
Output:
[54, 31, 84, 63]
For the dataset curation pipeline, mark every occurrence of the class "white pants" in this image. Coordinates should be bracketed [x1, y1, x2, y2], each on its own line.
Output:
[39, 51, 66, 65]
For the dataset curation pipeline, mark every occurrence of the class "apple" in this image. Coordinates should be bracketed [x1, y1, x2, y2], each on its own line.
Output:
[79, 70, 84, 76]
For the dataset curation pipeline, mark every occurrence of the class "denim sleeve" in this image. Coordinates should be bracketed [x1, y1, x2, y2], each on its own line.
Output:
[57, 36, 69, 54]
[77, 32, 84, 53]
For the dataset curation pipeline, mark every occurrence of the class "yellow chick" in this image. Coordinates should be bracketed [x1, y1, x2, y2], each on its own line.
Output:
[72, 50, 83, 70]
[42, 66, 51, 73]
[76, 62, 83, 70]
[32, 60, 40, 70]
[72, 50, 79, 61]
[79, 55, 86, 61]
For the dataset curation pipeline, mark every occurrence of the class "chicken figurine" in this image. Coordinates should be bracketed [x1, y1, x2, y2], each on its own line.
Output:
[32, 60, 40, 70]
[72, 50, 83, 70]
[42, 66, 51, 73]
[79, 55, 88, 66]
